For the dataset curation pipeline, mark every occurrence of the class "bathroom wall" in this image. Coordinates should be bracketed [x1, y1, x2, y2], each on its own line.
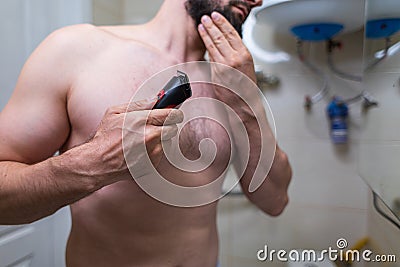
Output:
[92, 0, 124, 25]
[0, 0, 91, 108]
[123, 0, 163, 24]
[92, 0, 162, 25]
[217, 18, 371, 267]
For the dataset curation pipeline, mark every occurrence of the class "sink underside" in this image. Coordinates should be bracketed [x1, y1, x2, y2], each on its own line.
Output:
[254, 0, 365, 36]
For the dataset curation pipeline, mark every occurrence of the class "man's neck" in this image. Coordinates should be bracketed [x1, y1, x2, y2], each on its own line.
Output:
[144, 0, 207, 62]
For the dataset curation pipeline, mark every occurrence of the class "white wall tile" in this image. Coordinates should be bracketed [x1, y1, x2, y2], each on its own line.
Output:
[359, 142, 400, 209]
[359, 72, 400, 142]
[282, 140, 369, 210]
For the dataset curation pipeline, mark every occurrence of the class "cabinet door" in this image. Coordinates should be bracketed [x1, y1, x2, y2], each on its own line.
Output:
[0, 208, 71, 267]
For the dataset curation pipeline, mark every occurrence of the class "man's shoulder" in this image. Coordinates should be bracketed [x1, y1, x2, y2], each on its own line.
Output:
[46, 24, 115, 50]
[35, 24, 133, 69]
[48, 24, 148, 55]
[55, 24, 132, 40]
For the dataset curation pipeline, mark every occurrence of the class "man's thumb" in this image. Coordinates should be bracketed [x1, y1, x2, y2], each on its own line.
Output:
[127, 97, 158, 111]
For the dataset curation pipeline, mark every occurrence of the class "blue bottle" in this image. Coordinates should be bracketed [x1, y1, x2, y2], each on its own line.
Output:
[327, 97, 349, 144]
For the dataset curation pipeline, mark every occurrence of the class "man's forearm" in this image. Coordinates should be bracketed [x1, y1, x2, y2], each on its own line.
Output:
[197, 10, 291, 215]
[242, 147, 292, 216]
[232, 108, 292, 216]
[0, 144, 101, 225]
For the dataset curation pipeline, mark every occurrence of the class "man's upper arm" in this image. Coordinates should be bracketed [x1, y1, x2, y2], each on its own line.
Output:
[0, 26, 85, 164]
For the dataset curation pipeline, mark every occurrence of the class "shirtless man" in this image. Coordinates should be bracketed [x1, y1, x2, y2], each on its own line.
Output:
[0, 0, 292, 266]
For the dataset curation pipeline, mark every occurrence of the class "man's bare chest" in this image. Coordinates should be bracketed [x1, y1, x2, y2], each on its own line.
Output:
[64, 59, 231, 161]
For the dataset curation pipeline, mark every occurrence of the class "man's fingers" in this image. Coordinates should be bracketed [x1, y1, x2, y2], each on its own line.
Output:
[198, 24, 224, 62]
[145, 125, 179, 143]
[200, 15, 232, 57]
[210, 12, 243, 51]
[160, 125, 179, 141]
[147, 109, 184, 126]
[126, 98, 158, 112]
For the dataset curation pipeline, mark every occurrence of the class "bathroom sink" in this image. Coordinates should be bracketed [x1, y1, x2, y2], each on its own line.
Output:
[253, 0, 365, 36]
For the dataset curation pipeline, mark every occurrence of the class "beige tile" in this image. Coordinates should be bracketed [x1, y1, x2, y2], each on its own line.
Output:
[280, 139, 369, 210]
[360, 73, 400, 142]
[92, 0, 124, 25]
[359, 142, 400, 209]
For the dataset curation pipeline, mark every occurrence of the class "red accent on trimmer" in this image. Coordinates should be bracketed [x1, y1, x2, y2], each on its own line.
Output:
[157, 89, 166, 100]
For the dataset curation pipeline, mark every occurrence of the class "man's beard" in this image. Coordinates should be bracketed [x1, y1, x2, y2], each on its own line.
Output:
[185, 0, 249, 38]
